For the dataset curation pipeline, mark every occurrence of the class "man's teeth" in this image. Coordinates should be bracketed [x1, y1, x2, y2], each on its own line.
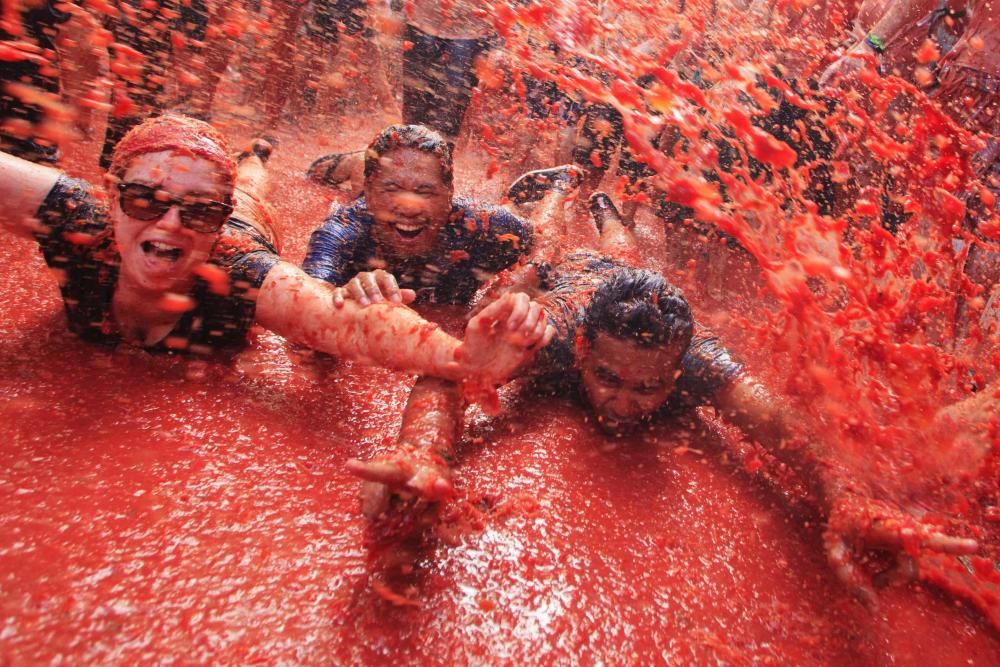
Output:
[393, 222, 424, 238]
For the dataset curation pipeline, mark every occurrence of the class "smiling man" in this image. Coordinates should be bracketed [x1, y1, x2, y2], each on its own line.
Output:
[302, 124, 533, 305]
[350, 192, 981, 609]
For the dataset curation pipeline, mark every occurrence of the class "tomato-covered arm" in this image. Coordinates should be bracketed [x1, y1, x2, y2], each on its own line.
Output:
[713, 376, 840, 495]
[256, 262, 552, 384]
[713, 374, 980, 609]
[348, 376, 465, 517]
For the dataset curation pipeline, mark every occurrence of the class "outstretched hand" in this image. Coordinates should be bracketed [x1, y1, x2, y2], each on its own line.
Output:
[457, 292, 554, 387]
[823, 486, 979, 611]
[347, 450, 454, 519]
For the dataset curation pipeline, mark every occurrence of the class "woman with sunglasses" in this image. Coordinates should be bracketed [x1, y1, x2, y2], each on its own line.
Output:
[0, 114, 552, 387]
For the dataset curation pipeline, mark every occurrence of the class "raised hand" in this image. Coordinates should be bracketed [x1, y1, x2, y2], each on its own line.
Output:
[347, 450, 455, 519]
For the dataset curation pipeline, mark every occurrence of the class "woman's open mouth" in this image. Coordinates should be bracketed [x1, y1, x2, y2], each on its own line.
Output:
[141, 240, 185, 265]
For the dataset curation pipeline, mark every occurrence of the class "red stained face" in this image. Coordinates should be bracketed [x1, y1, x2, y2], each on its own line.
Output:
[364, 147, 453, 258]
[578, 332, 686, 436]
[112, 151, 233, 295]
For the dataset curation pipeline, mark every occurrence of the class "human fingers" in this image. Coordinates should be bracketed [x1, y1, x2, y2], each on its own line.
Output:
[407, 464, 455, 501]
[345, 277, 371, 305]
[471, 293, 514, 331]
[541, 324, 555, 347]
[360, 481, 391, 519]
[373, 270, 403, 303]
[346, 458, 411, 485]
[332, 286, 346, 308]
[825, 530, 879, 613]
[359, 272, 385, 303]
[920, 529, 979, 555]
[517, 306, 549, 350]
[516, 300, 544, 339]
[864, 516, 979, 555]
[528, 310, 549, 347]
[399, 288, 417, 305]
[505, 292, 531, 332]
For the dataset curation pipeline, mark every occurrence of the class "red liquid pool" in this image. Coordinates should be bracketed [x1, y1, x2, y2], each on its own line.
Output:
[2, 0, 999, 662]
[0, 117, 995, 663]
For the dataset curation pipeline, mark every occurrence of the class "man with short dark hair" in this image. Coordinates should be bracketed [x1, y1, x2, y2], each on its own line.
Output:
[304, 124, 579, 523]
[303, 124, 558, 305]
[349, 190, 979, 610]
[518, 252, 742, 436]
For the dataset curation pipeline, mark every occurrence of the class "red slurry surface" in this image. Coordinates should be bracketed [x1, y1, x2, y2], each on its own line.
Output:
[1, 0, 999, 661]
[0, 120, 997, 663]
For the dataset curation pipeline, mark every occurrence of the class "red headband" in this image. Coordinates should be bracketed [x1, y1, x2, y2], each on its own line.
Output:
[109, 114, 236, 185]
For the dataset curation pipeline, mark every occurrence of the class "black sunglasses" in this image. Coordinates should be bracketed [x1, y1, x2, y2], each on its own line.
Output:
[117, 182, 233, 233]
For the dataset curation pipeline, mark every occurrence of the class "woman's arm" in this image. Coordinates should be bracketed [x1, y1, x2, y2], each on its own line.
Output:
[0, 151, 64, 238]
[255, 261, 551, 384]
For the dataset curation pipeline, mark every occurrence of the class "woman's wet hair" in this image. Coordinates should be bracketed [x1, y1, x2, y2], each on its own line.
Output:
[363, 124, 454, 187]
[109, 113, 236, 185]
[584, 268, 694, 349]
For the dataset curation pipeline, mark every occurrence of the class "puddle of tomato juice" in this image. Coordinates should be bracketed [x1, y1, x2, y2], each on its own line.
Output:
[1, 0, 998, 663]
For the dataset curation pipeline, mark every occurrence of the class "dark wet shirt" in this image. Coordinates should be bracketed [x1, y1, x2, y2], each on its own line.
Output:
[33, 176, 279, 353]
[302, 195, 531, 305]
[525, 251, 744, 414]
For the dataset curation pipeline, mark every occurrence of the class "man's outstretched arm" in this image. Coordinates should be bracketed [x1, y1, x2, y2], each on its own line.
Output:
[343, 280, 554, 516]
[713, 374, 980, 610]
[348, 377, 465, 518]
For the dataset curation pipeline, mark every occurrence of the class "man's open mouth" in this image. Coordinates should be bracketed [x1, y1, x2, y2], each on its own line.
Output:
[600, 415, 622, 429]
[141, 240, 184, 264]
[391, 222, 425, 240]
[598, 414, 637, 435]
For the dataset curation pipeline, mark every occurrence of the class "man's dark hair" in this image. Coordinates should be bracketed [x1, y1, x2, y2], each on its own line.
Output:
[364, 124, 454, 187]
[584, 268, 694, 349]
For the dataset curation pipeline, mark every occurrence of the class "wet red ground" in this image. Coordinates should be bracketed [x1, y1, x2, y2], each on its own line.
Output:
[1, 111, 998, 663]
